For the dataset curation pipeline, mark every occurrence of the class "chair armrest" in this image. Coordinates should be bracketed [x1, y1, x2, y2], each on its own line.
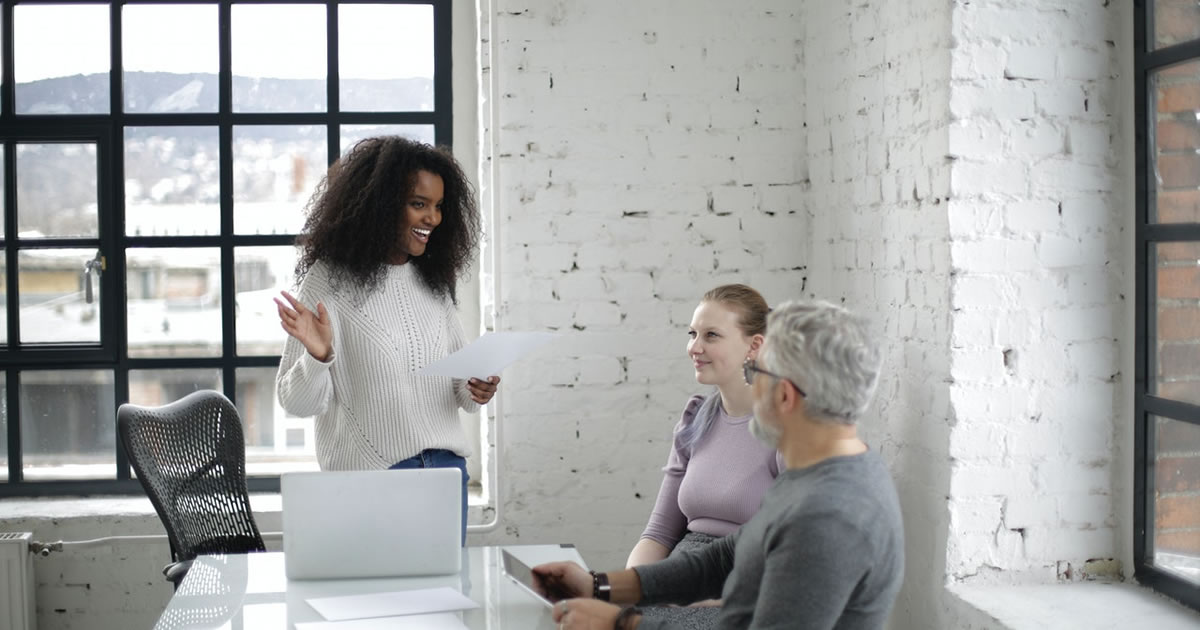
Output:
[163, 559, 193, 587]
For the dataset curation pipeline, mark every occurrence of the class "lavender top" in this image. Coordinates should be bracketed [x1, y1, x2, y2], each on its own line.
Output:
[640, 395, 785, 549]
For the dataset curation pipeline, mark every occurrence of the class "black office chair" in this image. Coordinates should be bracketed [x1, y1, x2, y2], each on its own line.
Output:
[118, 389, 266, 587]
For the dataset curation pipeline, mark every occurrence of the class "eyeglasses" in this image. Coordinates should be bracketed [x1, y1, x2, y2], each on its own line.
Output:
[743, 359, 806, 397]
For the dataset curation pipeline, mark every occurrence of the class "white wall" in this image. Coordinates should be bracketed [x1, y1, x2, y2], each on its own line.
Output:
[802, 1, 955, 627]
[469, 0, 809, 568]
[943, 0, 1130, 588]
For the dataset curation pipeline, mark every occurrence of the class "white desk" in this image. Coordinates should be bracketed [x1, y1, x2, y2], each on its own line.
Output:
[155, 545, 586, 630]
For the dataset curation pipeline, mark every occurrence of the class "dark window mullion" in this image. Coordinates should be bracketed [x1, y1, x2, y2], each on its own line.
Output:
[327, 0, 340, 164]
[1133, 0, 1152, 581]
[1144, 396, 1200, 425]
[0, 1, 12, 119]
[1146, 223, 1200, 241]
[107, 1, 127, 476]
[218, 0, 236, 405]
[434, 0, 451, 146]
[1145, 39, 1200, 73]
[4, 352, 16, 482]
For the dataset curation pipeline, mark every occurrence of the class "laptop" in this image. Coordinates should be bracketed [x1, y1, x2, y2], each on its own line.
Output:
[281, 468, 462, 580]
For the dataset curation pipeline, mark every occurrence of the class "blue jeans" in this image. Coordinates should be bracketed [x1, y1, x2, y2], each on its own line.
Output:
[388, 449, 468, 545]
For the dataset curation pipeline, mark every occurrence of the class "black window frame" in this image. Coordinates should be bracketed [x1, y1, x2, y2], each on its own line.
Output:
[0, 0, 454, 497]
[1134, 0, 1200, 612]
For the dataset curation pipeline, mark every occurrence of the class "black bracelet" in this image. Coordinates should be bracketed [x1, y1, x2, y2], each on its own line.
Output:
[590, 570, 611, 601]
[614, 606, 641, 630]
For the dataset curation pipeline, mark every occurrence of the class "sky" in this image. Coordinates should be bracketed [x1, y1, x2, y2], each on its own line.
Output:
[13, 3, 434, 83]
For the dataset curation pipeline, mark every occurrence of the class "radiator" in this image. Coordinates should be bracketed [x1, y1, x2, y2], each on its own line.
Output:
[0, 532, 34, 630]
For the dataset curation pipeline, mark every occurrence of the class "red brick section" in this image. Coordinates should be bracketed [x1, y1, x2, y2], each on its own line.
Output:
[1156, 0, 1200, 48]
[1155, 418, 1200, 555]
[1157, 190, 1200, 223]
[1158, 82, 1200, 114]
[1156, 241, 1200, 263]
[1159, 344, 1200, 381]
[1157, 119, 1200, 151]
[1158, 456, 1200, 492]
[1158, 153, 1200, 189]
[1156, 496, 1200, 531]
[1159, 306, 1200, 340]
[1158, 266, 1200, 299]
[1157, 381, 1200, 402]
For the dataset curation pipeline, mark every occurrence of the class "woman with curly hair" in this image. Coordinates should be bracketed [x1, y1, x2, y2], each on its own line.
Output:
[274, 136, 498, 541]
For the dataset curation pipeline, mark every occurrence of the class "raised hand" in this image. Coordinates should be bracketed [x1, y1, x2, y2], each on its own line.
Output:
[275, 290, 333, 361]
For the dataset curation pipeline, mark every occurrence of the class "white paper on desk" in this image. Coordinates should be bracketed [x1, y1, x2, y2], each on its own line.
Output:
[418, 331, 557, 379]
[295, 612, 469, 630]
[306, 587, 478, 622]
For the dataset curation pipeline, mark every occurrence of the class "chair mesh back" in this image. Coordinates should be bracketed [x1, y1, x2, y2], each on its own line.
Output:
[118, 390, 265, 564]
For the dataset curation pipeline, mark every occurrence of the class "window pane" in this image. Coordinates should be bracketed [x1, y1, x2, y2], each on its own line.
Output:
[0, 148, 5, 239]
[125, 127, 220, 236]
[0, 377, 6, 481]
[339, 4, 434, 112]
[232, 4, 326, 113]
[126, 248, 222, 358]
[123, 4, 218, 113]
[19, 249, 101, 344]
[1153, 415, 1200, 584]
[20, 370, 115, 481]
[128, 369, 222, 406]
[341, 125, 436, 156]
[1155, 1, 1200, 50]
[0, 257, 7, 345]
[17, 143, 98, 238]
[1155, 243, 1200, 404]
[233, 125, 326, 235]
[14, 4, 110, 114]
[1153, 59, 1200, 223]
[235, 246, 297, 357]
[237, 367, 317, 477]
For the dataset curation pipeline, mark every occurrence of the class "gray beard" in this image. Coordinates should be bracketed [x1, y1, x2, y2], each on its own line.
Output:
[749, 413, 782, 449]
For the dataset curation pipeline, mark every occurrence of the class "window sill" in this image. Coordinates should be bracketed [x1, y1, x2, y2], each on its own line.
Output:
[948, 582, 1200, 629]
[3, 484, 490, 533]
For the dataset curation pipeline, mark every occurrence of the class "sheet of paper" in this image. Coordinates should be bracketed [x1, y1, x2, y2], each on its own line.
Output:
[295, 612, 470, 630]
[418, 331, 557, 379]
[306, 587, 479, 622]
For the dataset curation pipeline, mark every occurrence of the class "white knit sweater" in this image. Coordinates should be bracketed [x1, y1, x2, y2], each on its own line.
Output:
[276, 261, 478, 471]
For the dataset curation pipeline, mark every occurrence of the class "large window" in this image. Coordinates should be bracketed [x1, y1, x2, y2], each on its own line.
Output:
[0, 0, 452, 495]
[1136, 0, 1200, 612]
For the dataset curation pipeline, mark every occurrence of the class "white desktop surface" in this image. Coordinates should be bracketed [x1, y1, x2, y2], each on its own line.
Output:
[155, 545, 586, 630]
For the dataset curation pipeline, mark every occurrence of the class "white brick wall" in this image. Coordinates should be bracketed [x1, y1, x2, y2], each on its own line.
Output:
[945, 0, 1127, 589]
[803, 1, 955, 628]
[471, 0, 808, 571]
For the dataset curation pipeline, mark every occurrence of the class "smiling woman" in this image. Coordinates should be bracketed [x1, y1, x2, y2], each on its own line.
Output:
[274, 136, 497, 542]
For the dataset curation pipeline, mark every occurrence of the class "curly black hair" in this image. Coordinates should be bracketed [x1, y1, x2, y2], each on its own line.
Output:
[294, 136, 480, 303]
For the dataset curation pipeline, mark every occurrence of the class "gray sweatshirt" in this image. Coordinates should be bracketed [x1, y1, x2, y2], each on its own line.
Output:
[633, 450, 904, 630]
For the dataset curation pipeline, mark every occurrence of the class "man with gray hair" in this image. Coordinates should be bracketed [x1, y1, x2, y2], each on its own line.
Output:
[534, 299, 905, 630]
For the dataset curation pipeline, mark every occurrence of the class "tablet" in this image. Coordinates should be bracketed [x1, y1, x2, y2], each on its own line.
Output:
[501, 549, 555, 609]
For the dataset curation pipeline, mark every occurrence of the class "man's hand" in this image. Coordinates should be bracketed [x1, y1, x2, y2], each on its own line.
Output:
[531, 561, 591, 602]
[553, 599, 627, 630]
